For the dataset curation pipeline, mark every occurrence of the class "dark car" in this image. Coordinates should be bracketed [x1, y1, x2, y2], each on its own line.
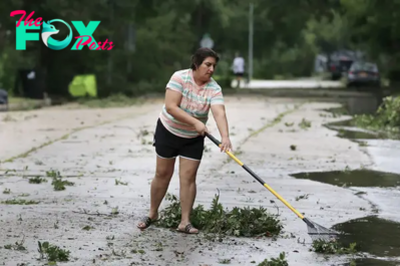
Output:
[346, 61, 380, 88]
[0, 89, 8, 111]
[327, 50, 359, 80]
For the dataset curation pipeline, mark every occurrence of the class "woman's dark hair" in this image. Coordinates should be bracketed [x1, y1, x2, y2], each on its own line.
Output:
[190, 48, 219, 70]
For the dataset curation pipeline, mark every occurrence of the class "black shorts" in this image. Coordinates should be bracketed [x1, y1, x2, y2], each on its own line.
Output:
[234, 72, 244, 77]
[153, 119, 205, 160]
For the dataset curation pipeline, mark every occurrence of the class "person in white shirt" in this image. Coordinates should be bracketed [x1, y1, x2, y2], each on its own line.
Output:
[232, 52, 245, 88]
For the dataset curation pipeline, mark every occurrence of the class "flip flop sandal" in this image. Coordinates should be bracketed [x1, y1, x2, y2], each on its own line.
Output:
[176, 223, 199, 234]
[137, 216, 157, 230]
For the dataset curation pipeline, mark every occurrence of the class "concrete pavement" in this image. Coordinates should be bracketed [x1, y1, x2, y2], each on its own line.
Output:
[0, 96, 374, 265]
[231, 79, 343, 89]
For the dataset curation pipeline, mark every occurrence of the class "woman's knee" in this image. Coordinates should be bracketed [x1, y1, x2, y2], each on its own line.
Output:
[155, 164, 174, 182]
[179, 167, 198, 184]
[179, 157, 201, 184]
[154, 156, 175, 181]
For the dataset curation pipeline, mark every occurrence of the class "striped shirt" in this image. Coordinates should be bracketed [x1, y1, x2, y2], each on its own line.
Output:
[159, 68, 224, 138]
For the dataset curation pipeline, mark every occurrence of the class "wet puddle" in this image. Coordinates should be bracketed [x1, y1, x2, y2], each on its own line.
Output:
[322, 107, 400, 141]
[290, 169, 400, 188]
[335, 128, 380, 140]
[324, 118, 386, 140]
[325, 119, 354, 127]
[319, 101, 400, 265]
[333, 216, 400, 258]
[343, 258, 400, 266]
[330, 124, 399, 140]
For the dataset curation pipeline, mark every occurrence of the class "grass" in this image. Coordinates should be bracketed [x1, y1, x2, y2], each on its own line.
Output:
[77, 93, 145, 108]
[7, 97, 44, 111]
[1, 198, 39, 205]
[9, 97, 35, 103]
[5, 94, 145, 111]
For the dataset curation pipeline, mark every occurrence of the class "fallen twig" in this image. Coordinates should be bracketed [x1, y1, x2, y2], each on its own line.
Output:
[72, 210, 114, 217]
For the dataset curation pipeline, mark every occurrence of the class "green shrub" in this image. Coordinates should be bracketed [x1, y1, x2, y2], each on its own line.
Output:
[353, 95, 400, 137]
[311, 239, 358, 255]
[257, 252, 289, 266]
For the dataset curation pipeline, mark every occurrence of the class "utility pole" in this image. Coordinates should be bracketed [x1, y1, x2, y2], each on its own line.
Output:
[107, 0, 114, 85]
[248, 3, 254, 82]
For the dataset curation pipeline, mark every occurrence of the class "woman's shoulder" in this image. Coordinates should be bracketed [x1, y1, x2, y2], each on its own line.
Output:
[171, 68, 191, 77]
[207, 77, 222, 90]
[168, 69, 192, 84]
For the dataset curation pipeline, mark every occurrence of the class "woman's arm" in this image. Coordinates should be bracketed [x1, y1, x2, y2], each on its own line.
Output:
[211, 104, 232, 151]
[211, 104, 229, 138]
[163, 72, 207, 135]
[165, 89, 200, 127]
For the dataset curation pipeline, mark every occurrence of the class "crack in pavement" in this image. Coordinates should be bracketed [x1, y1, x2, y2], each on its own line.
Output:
[1, 110, 151, 164]
[220, 103, 303, 166]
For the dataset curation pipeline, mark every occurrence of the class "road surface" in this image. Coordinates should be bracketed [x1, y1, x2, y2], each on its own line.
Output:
[0, 96, 391, 265]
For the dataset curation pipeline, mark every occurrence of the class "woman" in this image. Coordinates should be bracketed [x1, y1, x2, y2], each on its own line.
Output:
[137, 47, 232, 234]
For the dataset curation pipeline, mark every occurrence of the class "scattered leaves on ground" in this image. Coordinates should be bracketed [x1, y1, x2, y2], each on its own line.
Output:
[311, 239, 358, 255]
[156, 193, 283, 238]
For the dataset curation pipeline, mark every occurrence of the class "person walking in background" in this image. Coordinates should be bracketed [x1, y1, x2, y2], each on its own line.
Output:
[232, 52, 245, 88]
[137, 47, 233, 234]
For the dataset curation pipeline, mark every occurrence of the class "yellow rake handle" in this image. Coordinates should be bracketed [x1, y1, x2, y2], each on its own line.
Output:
[205, 132, 304, 220]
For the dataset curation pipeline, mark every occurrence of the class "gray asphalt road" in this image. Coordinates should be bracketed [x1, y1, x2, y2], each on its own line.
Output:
[0, 96, 391, 265]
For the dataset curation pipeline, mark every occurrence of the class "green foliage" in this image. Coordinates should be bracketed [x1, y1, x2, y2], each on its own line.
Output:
[311, 239, 358, 255]
[77, 93, 144, 108]
[375, 96, 400, 127]
[339, 0, 400, 79]
[257, 252, 288, 266]
[353, 95, 400, 137]
[29, 176, 48, 184]
[0, 47, 37, 95]
[157, 193, 283, 237]
[303, 10, 352, 53]
[38, 241, 70, 262]
[213, 75, 233, 90]
[46, 170, 75, 191]
[1, 199, 39, 205]
[1, 0, 400, 95]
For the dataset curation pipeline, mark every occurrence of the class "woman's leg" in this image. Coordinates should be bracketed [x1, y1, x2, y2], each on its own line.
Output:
[137, 119, 178, 229]
[149, 155, 176, 217]
[137, 155, 175, 229]
[178, 156, 201, 233]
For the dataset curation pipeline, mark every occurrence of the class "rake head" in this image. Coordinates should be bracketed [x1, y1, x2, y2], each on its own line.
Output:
[304, 218, 340, 242]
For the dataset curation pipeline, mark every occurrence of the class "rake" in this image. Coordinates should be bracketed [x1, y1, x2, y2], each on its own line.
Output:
[205, 132, 339, 242]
